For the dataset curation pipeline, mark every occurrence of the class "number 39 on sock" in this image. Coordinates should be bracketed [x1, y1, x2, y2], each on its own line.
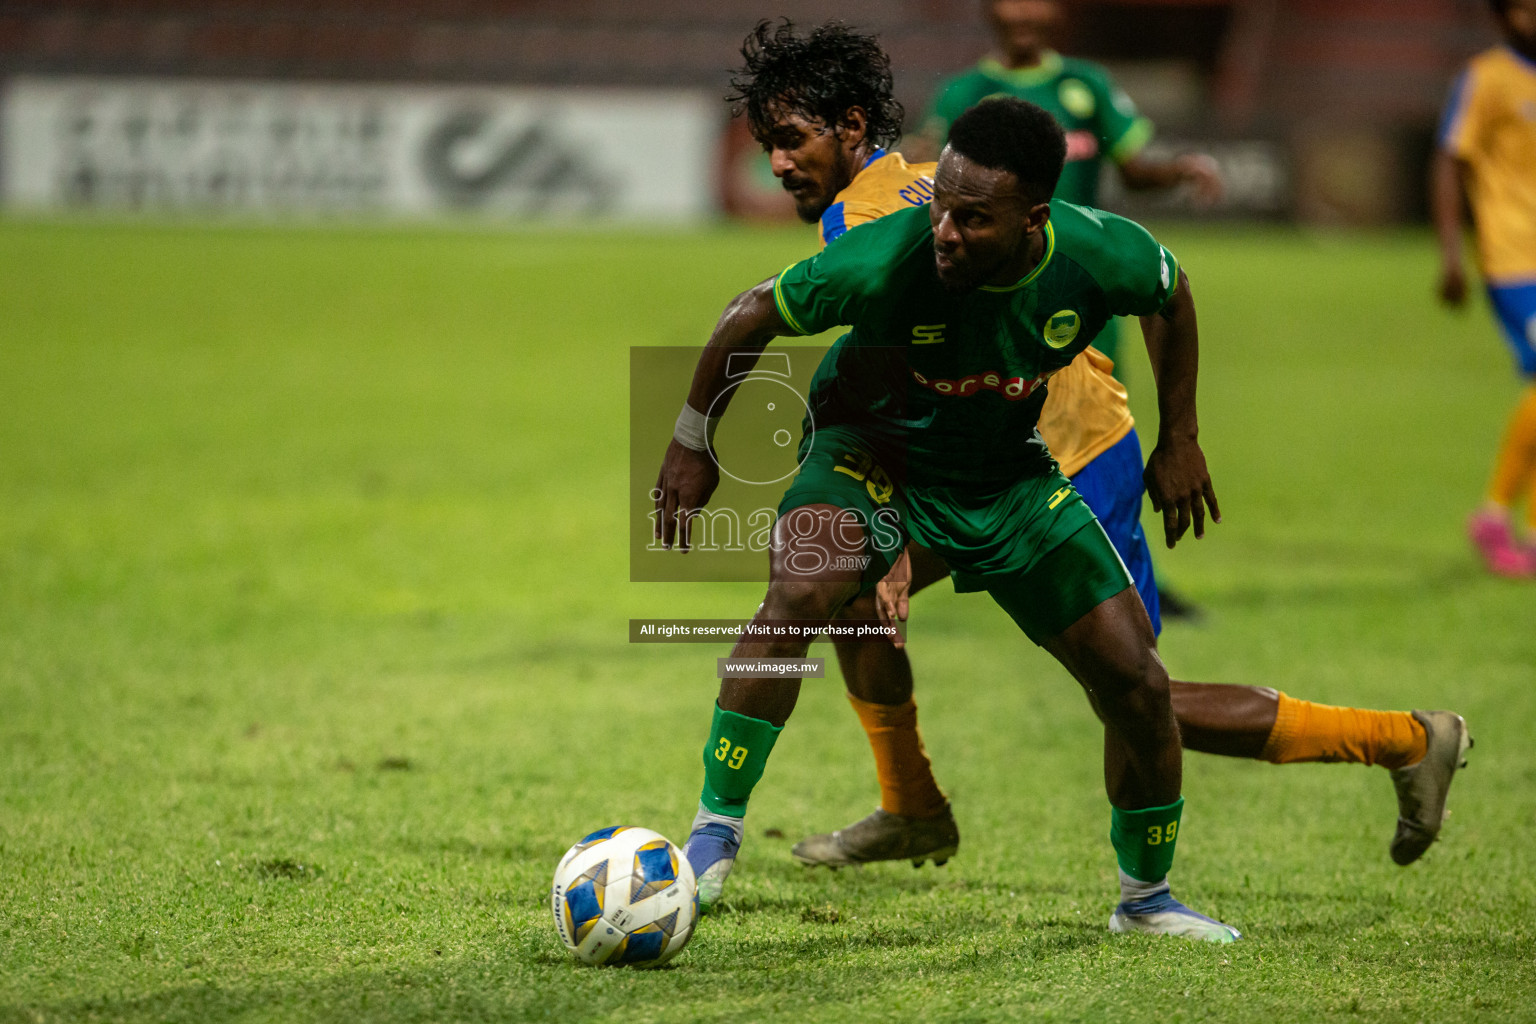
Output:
[1146, 822, 1178, 845]
[715, 738, 749, 769]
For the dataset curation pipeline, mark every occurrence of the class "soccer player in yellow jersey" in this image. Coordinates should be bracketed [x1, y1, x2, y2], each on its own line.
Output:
[1436, 0, 1536, 577]
[709, 20, 1468, 887]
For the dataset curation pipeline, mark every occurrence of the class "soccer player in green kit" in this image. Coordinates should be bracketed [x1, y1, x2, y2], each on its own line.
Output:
[918, 0, 1221, 213]
[654, 97, 1239, 942]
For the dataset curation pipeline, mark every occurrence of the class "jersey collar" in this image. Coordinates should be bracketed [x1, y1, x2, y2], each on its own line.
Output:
[979, 221, 1056, 293]
[861, 147, 888, 170]
[979, 51, 1065, 86]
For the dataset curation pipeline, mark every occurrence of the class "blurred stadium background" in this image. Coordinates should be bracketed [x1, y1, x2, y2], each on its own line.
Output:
[0, 0, 1503, 227]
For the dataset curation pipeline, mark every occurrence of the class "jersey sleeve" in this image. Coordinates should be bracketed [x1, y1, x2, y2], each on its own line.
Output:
[772, 233, 878, 335]
[1085, 212, 1181, 316]
[1437, 65, 1482, 158]
[1090, 66, 1154, 165]
[818, 197, 884, 247]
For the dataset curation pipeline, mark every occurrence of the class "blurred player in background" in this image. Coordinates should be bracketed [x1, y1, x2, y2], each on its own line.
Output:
[916, 0, 1221, 215]
[919, 0, 1220, 618]
[1435, 0, 1536, 578]
[663, 21, 1471, 924]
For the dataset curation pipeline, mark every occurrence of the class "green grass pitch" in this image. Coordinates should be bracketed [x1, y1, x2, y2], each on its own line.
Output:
[1, 217, 1533, 1023]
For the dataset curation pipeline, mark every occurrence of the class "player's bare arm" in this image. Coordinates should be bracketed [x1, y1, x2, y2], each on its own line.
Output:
[1138, 269, 1220, 548]
[1431, 149, 1470, 306]
[654, 277, 791, 551]
[1118, 153, 1224, 206]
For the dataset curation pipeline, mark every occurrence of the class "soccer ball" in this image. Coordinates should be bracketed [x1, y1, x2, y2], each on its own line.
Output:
[550, 826, 698, 967]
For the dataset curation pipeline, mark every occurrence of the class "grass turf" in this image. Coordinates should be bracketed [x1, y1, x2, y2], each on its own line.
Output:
[0, 218, 1533, 1023]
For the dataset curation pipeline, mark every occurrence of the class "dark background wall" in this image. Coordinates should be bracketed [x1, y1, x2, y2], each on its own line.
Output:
[0, 0, 1504, 221]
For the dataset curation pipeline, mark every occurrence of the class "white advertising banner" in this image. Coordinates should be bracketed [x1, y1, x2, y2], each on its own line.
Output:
[0, 76, 719, 221]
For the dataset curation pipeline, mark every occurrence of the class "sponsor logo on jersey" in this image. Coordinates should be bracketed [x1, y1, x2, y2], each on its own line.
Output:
[1064, 131, 1100, 163]
[911, 323, 947, 344]
[911, 369, 1045, 400]
[1059, 79, 1096, 119]
[1044, 310, 1081, 349]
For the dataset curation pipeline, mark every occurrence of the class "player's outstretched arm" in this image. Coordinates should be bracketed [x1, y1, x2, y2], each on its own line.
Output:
[1139, 270, 1220, 549]
[1118, 153, 1224, 206]
[654, 278, 793, 551]
[1431, 149, 1469, 307]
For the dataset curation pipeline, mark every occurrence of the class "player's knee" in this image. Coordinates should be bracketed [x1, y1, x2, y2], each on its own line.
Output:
[761, 579, 852, 623]
[1096, 655, 1173, 730]
[837, 592, 880, 621]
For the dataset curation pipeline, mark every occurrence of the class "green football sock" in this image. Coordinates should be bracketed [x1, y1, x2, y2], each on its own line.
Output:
[699, 703, 783, 817]
[1109, 797, 1184, 883]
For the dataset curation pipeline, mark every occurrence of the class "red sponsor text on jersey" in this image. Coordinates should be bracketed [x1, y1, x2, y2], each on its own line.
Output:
[1065, 131, 1099, 162]
[912, 369, 1046, 400]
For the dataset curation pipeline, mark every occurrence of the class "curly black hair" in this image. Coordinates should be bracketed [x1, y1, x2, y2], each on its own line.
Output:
[947, 98, 1066, 204]
[726, 20, 904, 148]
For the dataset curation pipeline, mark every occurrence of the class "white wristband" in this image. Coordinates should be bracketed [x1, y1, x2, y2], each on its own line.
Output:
[673, 402, 720, 452]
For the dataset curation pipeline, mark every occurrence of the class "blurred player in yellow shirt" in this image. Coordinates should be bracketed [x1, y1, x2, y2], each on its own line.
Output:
[711, 18, 1467, 881]
[1435, 0, 1536, 576]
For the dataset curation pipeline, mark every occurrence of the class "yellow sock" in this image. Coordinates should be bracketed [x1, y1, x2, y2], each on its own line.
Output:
[847, 694, 949, 819]
[1488, 384, 1536, 514]
[1261, 692, 1427, 769]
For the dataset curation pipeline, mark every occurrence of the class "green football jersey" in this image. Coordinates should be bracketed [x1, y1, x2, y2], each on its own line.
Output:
[920, 53, 1153, 207]
[772, 201, 1179, 486]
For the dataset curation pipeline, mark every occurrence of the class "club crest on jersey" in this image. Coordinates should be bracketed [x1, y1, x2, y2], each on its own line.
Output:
[1044, 310, 1081, 349]
[1059, 79, 1096, 119]
[911, 369, 1044, 401]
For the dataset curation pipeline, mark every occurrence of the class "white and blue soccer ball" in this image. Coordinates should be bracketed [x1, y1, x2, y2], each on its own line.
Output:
[550, 826, 698, 967]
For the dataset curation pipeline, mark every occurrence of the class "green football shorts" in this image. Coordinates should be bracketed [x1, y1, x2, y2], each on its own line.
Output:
[776, 423, 1134, 642]
[775, 424, 911, 589]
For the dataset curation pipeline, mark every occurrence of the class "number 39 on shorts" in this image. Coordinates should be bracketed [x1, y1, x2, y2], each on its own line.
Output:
[1146, 821, 1178, 845]
[715, 738, 748, 769]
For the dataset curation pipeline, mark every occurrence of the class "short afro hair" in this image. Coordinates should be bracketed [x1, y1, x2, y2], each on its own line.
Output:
[946, 98, 1066, 204]
[727, 20, 904, 149]
[1489, 0, 1510, 15]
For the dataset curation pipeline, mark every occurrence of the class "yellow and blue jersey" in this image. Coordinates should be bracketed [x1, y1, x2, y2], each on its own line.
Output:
[1439, 46, 1536, 285]
[812, 150, 1134, 477]
[818, 149, 937, 247]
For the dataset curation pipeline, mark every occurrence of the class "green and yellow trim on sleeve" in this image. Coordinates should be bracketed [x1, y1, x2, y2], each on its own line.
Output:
[1108, 117, 1154, 165]
[980, 221, 1056, 293]
[1156, 249, 1183, 314]
[772, 263, 811, 335]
